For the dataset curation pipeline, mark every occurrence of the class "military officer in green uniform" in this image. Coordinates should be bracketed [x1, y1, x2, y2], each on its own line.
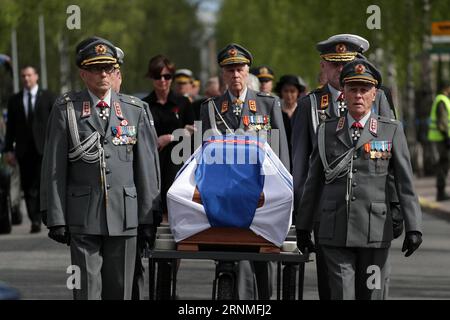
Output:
[200, 43, 289, 300]
[427, 81, 450, 201]
[201, 43, 289, 169]
[291, 34, 402, 299]
[41, 37, 160, 300]
[296, 59, 423, 300]
[250, 66, 275, 95]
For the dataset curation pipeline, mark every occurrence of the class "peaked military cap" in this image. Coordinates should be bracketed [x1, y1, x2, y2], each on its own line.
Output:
[250, 66, 274, 82]
[316, 34, 370, 62]
[115, 47, 124, 66]
[174, 68, 194, 84]
[217, 43, 253, 67]
[75, 36, 118, 68]
[340, 58, 382, 88]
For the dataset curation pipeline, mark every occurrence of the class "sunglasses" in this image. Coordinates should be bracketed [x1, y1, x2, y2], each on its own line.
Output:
[84, 64, 116, 74]
[153, 74, 173, 81]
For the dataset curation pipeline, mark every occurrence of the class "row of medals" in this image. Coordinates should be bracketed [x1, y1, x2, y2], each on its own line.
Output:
[365, 141, 392, 160]
[111, 124, 137, 146]
[99, 108, 137, 146]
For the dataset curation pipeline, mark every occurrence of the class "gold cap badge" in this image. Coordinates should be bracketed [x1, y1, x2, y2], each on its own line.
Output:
[95, 44, 107, 55]
[355, 64, 366, 74]
[335, 43, 347, 53]
[228, 48, 237, 57]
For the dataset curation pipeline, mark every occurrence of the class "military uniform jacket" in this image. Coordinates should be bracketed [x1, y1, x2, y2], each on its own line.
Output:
[41, 89, 159, 236]
[291, 84, 396, 221]
[295, 114, 422, 248]
[200, 88, 290, 170]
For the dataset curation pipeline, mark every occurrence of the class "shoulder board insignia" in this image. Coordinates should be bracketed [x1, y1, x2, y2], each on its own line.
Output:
[249, 100, 257, 113]
[369, 118, 378, 136]
[257, 92, 274, 98]
[336, 116, 345, 132]
[221, 101, 228, 114]
[114, 101, 124, 119]
[82, 101, 91, 118]
[120, 95, 142, 107]
[320, 94, 329, 109]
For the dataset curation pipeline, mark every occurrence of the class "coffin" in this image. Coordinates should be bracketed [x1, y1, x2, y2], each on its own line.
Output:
[167, 135, 293, 247]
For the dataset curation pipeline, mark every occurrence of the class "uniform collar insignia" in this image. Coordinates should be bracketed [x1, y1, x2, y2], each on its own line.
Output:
[369, 118, 378, 136]
[249, 100, 257, 113]
[336, 116, 345, 132]
[320, 94, 329, 109]
[82, 101, 91, 118]
[114, 101, 124, 119]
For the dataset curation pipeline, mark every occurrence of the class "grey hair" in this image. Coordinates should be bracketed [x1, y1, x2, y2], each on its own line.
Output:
[247, 73, 260, 91]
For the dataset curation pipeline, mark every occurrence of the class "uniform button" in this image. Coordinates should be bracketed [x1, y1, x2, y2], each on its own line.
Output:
[105, 153, 110, 159]
[353, 154, 358, 159]
[106, 168, 111, 174]
[351, 196, 356, 201]
[106, 184, 111, 190]
[352, 168, 357, 173]
[104, 140, 108, 145]
[352, 182, 357, 187]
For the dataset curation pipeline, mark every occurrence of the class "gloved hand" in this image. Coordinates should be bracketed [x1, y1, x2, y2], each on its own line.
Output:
[138, 224, 156, 252]
[48, 226, 70, 245]
[402, 231, 422, 257]
[296, 229, 315, 254]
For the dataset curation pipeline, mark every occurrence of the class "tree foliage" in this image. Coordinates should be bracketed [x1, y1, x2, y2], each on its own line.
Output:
[216, 0, 450, 91]
[0, 0, 203, 95]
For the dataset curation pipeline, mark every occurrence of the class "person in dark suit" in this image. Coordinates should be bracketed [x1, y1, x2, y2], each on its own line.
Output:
[3, 65, 55, 233]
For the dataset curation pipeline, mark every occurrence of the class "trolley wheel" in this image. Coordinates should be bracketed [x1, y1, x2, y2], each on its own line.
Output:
[155, 261, 172, 300]
[282, 264, 297, 300]
[217, 273, 235, 300]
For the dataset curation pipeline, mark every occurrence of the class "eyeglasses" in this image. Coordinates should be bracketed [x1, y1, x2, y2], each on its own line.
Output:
[84, 64, 116, 74]
[153, 74, 173, 81]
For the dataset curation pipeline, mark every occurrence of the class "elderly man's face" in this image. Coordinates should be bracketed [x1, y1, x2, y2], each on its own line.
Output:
[321, 60, 346, 90]
[222, 64, 248, 96]
[344, 82, 377, 120]
[260, 80, 273, 94]
[79, 64, 115, 97]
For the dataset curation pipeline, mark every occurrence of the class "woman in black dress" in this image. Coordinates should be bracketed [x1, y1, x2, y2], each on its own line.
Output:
[143, 55, 195, 216]
[274, 75, 306, 172]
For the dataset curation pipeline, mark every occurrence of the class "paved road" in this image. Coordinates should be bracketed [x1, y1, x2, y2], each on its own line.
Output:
[1, 210, 450, 300]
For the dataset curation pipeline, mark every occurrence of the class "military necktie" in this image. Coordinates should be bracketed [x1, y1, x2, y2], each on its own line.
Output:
[97, 100, 110, 120]
[351, 121, 363, 146]
[27, 91, 33, 125]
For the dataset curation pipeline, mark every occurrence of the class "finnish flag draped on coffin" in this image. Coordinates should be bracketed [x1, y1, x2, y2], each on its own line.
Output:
[167, 135, 293, 247]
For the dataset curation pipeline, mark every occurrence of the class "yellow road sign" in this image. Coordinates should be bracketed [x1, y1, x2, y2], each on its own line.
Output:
[432, 21, 450, 36]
